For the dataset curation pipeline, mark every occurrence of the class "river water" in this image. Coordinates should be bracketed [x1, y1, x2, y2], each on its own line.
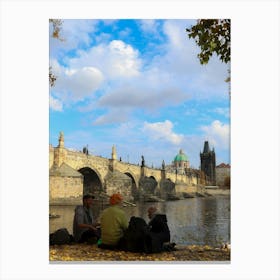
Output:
[50, 196, 230, 246]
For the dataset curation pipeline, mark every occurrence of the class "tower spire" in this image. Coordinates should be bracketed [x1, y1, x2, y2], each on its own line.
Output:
[200, 140, 216, 185]
[203, 141, 210, 153]
[58, 131, 64, 148]
[111, 145, 117, 160]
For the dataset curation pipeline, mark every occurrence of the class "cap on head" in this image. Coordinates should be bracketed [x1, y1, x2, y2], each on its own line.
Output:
[109, 193, 123, 205]
[83, 193, 95, 200]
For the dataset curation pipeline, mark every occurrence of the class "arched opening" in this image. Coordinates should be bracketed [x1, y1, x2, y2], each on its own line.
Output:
[78, 167, 103, 195]
[124, 172, 138, 199]
[139, 176, 158, 195]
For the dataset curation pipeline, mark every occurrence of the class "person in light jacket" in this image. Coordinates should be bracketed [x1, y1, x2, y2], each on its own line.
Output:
[99, 193, 128, 249]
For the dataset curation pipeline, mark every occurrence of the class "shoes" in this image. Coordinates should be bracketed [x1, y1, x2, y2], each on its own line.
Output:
[163, 242, 177, 251]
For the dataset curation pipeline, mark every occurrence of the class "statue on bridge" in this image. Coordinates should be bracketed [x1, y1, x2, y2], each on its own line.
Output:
[162, 160, 165, 170]
[83, 146, 89, 155]
[141, 155, 145, 167]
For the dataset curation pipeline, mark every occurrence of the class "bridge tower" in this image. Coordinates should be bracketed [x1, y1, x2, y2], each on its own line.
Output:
[200, 141, 216, 185]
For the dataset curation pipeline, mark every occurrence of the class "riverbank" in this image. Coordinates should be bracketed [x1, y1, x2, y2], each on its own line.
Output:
[49, 243, 230, 262]
[50, 189, 230, 206]
[205, 188, 230, 196]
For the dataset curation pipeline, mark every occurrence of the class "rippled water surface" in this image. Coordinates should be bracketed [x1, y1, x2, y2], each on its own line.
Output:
[50, 196, 230, 246]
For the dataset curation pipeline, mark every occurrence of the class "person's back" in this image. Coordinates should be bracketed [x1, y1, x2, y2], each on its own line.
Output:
[122, 216, 149, 252]
[101, 205, 128, 245]
[146, 206, 171, 253]
[99, 193, 128, 248]
[149, 213, 170, 243]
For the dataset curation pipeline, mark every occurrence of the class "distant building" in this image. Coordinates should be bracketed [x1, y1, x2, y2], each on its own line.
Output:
[173, 149, 190, 175]
[200, 141, 216, 185]
[164, 149, 190, 175]
[216, 163, 231, 188]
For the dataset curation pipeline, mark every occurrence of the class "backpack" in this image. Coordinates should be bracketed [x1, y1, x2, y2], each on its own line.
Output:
[49, 228, 73, 245]
[122, 216, 149, 252]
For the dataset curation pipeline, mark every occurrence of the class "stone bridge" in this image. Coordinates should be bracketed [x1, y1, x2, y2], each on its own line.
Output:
[49, 133, 204, 203]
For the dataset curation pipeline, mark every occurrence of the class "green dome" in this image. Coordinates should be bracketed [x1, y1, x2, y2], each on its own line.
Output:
[174, 149, 188, 162]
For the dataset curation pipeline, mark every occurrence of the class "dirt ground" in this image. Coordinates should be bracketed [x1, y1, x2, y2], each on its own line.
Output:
[49, 243, 230, 262]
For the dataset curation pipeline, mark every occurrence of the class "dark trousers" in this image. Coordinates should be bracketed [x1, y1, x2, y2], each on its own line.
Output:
[98, 237, 125, 250]
[79, 228, 101, 243]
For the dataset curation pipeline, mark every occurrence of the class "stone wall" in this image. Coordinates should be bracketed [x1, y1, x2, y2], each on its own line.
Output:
[104, 170, 133, 201]
[49, 175, 83, 201]
[175, 183, 198, 194]
[159, 179, 175, 199]
[49, 145, 54, 168]
[216, 167, 230, 187]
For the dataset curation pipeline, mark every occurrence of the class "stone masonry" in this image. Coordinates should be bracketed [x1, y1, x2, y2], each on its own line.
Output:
[49, 132, 206, 204]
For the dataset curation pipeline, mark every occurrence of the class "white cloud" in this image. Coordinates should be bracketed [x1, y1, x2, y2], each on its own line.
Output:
[163, 20, 186, 49]
[93, 109, 129, 125]
[160, 20, 199, 72]
[200, 120, 230, 149]
[157, 20, 229, 99]
[51, 65, 104, 104]
[98, 82, 189, 111]
[68, 40, 142, 79]
[50, 19, 228, 115]
[49, 95, 63, 111]
[142, 120, 184, 145]
[138, 20, 160, 34]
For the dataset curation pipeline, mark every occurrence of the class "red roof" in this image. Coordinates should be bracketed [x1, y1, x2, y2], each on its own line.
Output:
[216, 163, 230, 168]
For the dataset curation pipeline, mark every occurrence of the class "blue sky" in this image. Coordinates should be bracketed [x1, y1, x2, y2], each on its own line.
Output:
[49, 19, 230, 169]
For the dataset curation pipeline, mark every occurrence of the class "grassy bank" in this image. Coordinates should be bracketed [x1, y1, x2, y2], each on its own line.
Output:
[49, 243, 230, 262]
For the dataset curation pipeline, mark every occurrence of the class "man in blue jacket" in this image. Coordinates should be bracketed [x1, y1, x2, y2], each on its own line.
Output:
[73, 193, 101, 243]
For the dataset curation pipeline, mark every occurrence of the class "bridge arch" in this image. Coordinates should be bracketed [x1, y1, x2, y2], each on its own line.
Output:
[139, 176, 158, 195]
[78, 167, 103, 195]
[160, 178, 176, 198]
[149, 175, 157, 181]
[124, 172, 138, 198]
[149, 176, 158, 194]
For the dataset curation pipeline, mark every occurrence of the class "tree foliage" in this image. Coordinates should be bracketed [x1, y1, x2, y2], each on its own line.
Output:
[186, 19, 230, 65]
[49, 19, 64, 41]
[49, 19, 63, 87]
[49, 66, 56, 87]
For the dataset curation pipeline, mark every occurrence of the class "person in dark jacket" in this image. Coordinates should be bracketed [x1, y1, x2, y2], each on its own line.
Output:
[147, 206, 170, 244]
[143, 206, 172, 253]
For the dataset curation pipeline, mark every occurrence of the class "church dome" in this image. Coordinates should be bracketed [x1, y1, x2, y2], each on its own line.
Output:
[174, 149, 188, 162]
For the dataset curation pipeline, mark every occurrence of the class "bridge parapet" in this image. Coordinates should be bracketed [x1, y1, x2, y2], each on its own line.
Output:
[49, 137, 203, 203]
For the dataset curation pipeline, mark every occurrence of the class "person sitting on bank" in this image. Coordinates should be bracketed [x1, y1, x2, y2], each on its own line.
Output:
[73, 193, 101, 243]
[98, 193, 128, 250]
[146, 206, 173, 252]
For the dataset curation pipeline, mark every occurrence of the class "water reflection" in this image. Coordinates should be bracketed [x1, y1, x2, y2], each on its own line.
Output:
[50, 197, 230, 246]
